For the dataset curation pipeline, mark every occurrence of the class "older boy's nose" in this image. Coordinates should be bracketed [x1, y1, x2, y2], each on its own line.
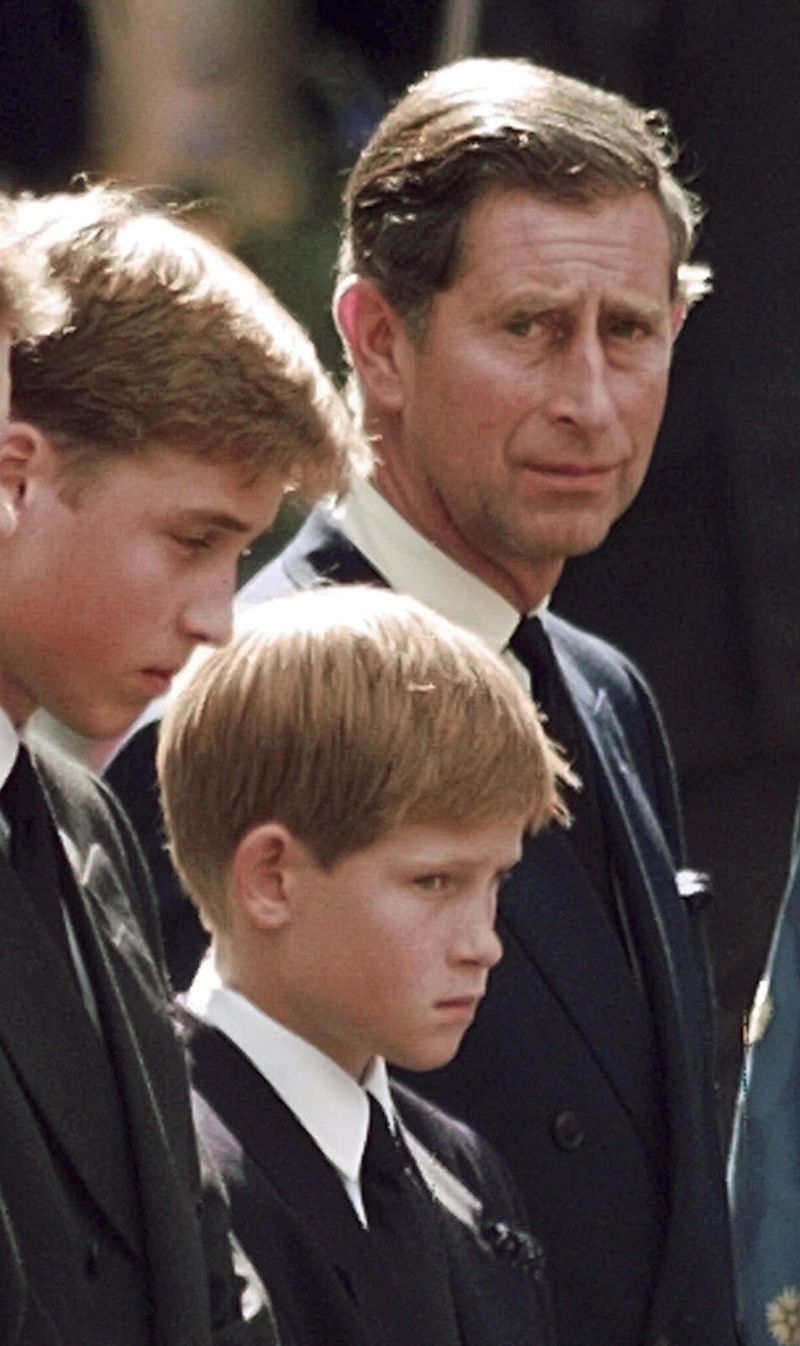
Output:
[180, 587, 234, 648]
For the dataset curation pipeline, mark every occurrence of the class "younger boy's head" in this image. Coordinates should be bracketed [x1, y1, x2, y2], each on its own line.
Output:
[159, 586, 573, 1078]
[0, 184, 366, 737]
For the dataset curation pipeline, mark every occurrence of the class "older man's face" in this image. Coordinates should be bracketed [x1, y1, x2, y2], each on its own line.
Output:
[0, 332, 10, 428]
[377, 188, 684, 605]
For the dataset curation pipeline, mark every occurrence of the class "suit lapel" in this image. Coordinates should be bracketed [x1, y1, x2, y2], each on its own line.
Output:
[550, 629, 704, 1328]
[74, 868, 213, 1343]
[187, 1020, 371, 1278]
[0, 848, 144, 1260]
[281, 509, 387, 590]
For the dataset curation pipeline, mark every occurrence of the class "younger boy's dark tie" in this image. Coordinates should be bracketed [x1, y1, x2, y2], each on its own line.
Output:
[0, 744, 75, 966]
[361, 1094, 462, 1346]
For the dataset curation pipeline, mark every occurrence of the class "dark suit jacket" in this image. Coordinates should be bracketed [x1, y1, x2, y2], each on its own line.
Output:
[108, 506, 739, 1346]
[0, 743, 275, 1345]
[184, 1013, 555, 1346]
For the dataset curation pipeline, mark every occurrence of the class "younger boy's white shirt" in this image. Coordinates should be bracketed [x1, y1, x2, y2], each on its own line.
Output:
[185, 957, 396, 1226]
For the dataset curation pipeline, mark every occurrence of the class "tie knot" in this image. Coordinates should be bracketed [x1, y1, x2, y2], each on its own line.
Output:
[362, 1094, 408, 1187]
[0, 745, 49, 827]
[507, 615, 554, 680]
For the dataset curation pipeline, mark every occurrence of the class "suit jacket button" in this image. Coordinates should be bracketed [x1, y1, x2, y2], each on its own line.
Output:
[552, 1110, 584, 1150]
[84, 1240, 100, 1277]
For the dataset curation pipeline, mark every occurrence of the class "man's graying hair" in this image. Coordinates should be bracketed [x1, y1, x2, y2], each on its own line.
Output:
[338, 57, 710, 340]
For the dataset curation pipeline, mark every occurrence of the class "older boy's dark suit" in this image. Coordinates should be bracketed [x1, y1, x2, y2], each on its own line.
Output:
[184, 1014, 555, 1346]
[0, 744, 274, 1345]
[108, 504, 738, 1346]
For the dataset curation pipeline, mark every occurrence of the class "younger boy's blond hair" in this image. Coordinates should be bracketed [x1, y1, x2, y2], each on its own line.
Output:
[158, 585, 575, 932]
[9, 183, 368, 499]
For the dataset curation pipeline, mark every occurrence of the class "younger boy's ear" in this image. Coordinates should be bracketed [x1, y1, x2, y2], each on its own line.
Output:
[230, 822, 301, 931]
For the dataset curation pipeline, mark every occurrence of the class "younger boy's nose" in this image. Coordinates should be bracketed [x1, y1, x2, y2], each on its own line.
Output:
[454, 915, 503, 971]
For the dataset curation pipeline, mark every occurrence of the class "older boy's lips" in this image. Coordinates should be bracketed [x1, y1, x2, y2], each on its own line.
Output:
[139, 667, 178, 694]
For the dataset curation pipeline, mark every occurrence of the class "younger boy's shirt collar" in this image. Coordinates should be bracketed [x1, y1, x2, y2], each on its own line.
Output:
[185, 959, 394, 1225]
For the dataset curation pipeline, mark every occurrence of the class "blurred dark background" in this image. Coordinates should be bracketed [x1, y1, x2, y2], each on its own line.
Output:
[2, 0, 798, 1132]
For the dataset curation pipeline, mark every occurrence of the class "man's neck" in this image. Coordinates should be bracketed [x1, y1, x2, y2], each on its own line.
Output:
[370, 463, 563, 614]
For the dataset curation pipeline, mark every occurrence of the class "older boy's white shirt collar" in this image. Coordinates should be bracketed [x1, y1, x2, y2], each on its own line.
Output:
[0, 706, 19, 790]
[186, 958, 395, 1225]
[339, 481, 546, 680]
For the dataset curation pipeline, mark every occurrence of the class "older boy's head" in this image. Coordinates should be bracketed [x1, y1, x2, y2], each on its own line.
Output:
[0, 185, 365, 738]
[9, 183, 367, 496]
[0, 190, 68, 428]
[158, 587, 574, 1077]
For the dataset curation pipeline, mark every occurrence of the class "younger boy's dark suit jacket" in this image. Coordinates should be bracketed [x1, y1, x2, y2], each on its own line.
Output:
[107, 505, 739, 1346]
[184, 1013, 555, 1346]
[0, 744, 274, 1345]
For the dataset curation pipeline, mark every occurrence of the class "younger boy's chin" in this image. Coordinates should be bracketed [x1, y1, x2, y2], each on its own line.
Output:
[392, 1038, 465, 1076]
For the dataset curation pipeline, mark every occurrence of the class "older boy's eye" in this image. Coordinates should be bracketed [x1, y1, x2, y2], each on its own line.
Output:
[172, 531, 217, 555]
[414, 874, 450, 893]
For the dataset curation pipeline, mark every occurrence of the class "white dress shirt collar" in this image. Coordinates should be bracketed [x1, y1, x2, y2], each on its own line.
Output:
[0, 706, 18, 791]
[339, 481, 525, 655]
[186, 957, 395, 1222]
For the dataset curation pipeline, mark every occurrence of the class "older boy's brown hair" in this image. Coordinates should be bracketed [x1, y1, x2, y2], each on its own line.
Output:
[10, 183, 368, 497]
[158, 586, 575, 931]
[0, 194, 68, 341]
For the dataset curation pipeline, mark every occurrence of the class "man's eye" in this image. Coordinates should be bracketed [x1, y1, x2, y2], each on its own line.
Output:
[505, 314, 541, 338]
[607, 317, 649, 341]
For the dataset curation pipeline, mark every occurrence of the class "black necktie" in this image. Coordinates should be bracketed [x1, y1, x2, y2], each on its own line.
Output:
[361, 1095, 462, 1346]
[508, 616, 613, 905]
[0, 745, 75, 966]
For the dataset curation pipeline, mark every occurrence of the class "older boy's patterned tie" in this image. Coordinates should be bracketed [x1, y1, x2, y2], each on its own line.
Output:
[361, 1095, 462, 1346]
[0, 745, 74, 966]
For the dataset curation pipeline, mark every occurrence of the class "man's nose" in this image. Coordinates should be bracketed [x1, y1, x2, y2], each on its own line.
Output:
[544, 333, 616, 434]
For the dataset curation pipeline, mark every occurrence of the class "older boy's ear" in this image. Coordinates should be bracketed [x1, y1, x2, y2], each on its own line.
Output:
[0, 422, 53, 504]
[230, 822, 300, 930]
[333, 276, 409, 415]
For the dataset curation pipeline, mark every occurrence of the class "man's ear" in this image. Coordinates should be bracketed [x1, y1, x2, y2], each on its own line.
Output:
[230, 822, 304, 931]
[0, 421, 52, 505]
[334, 276, 410, 414]
[669, 301, 687, 345]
